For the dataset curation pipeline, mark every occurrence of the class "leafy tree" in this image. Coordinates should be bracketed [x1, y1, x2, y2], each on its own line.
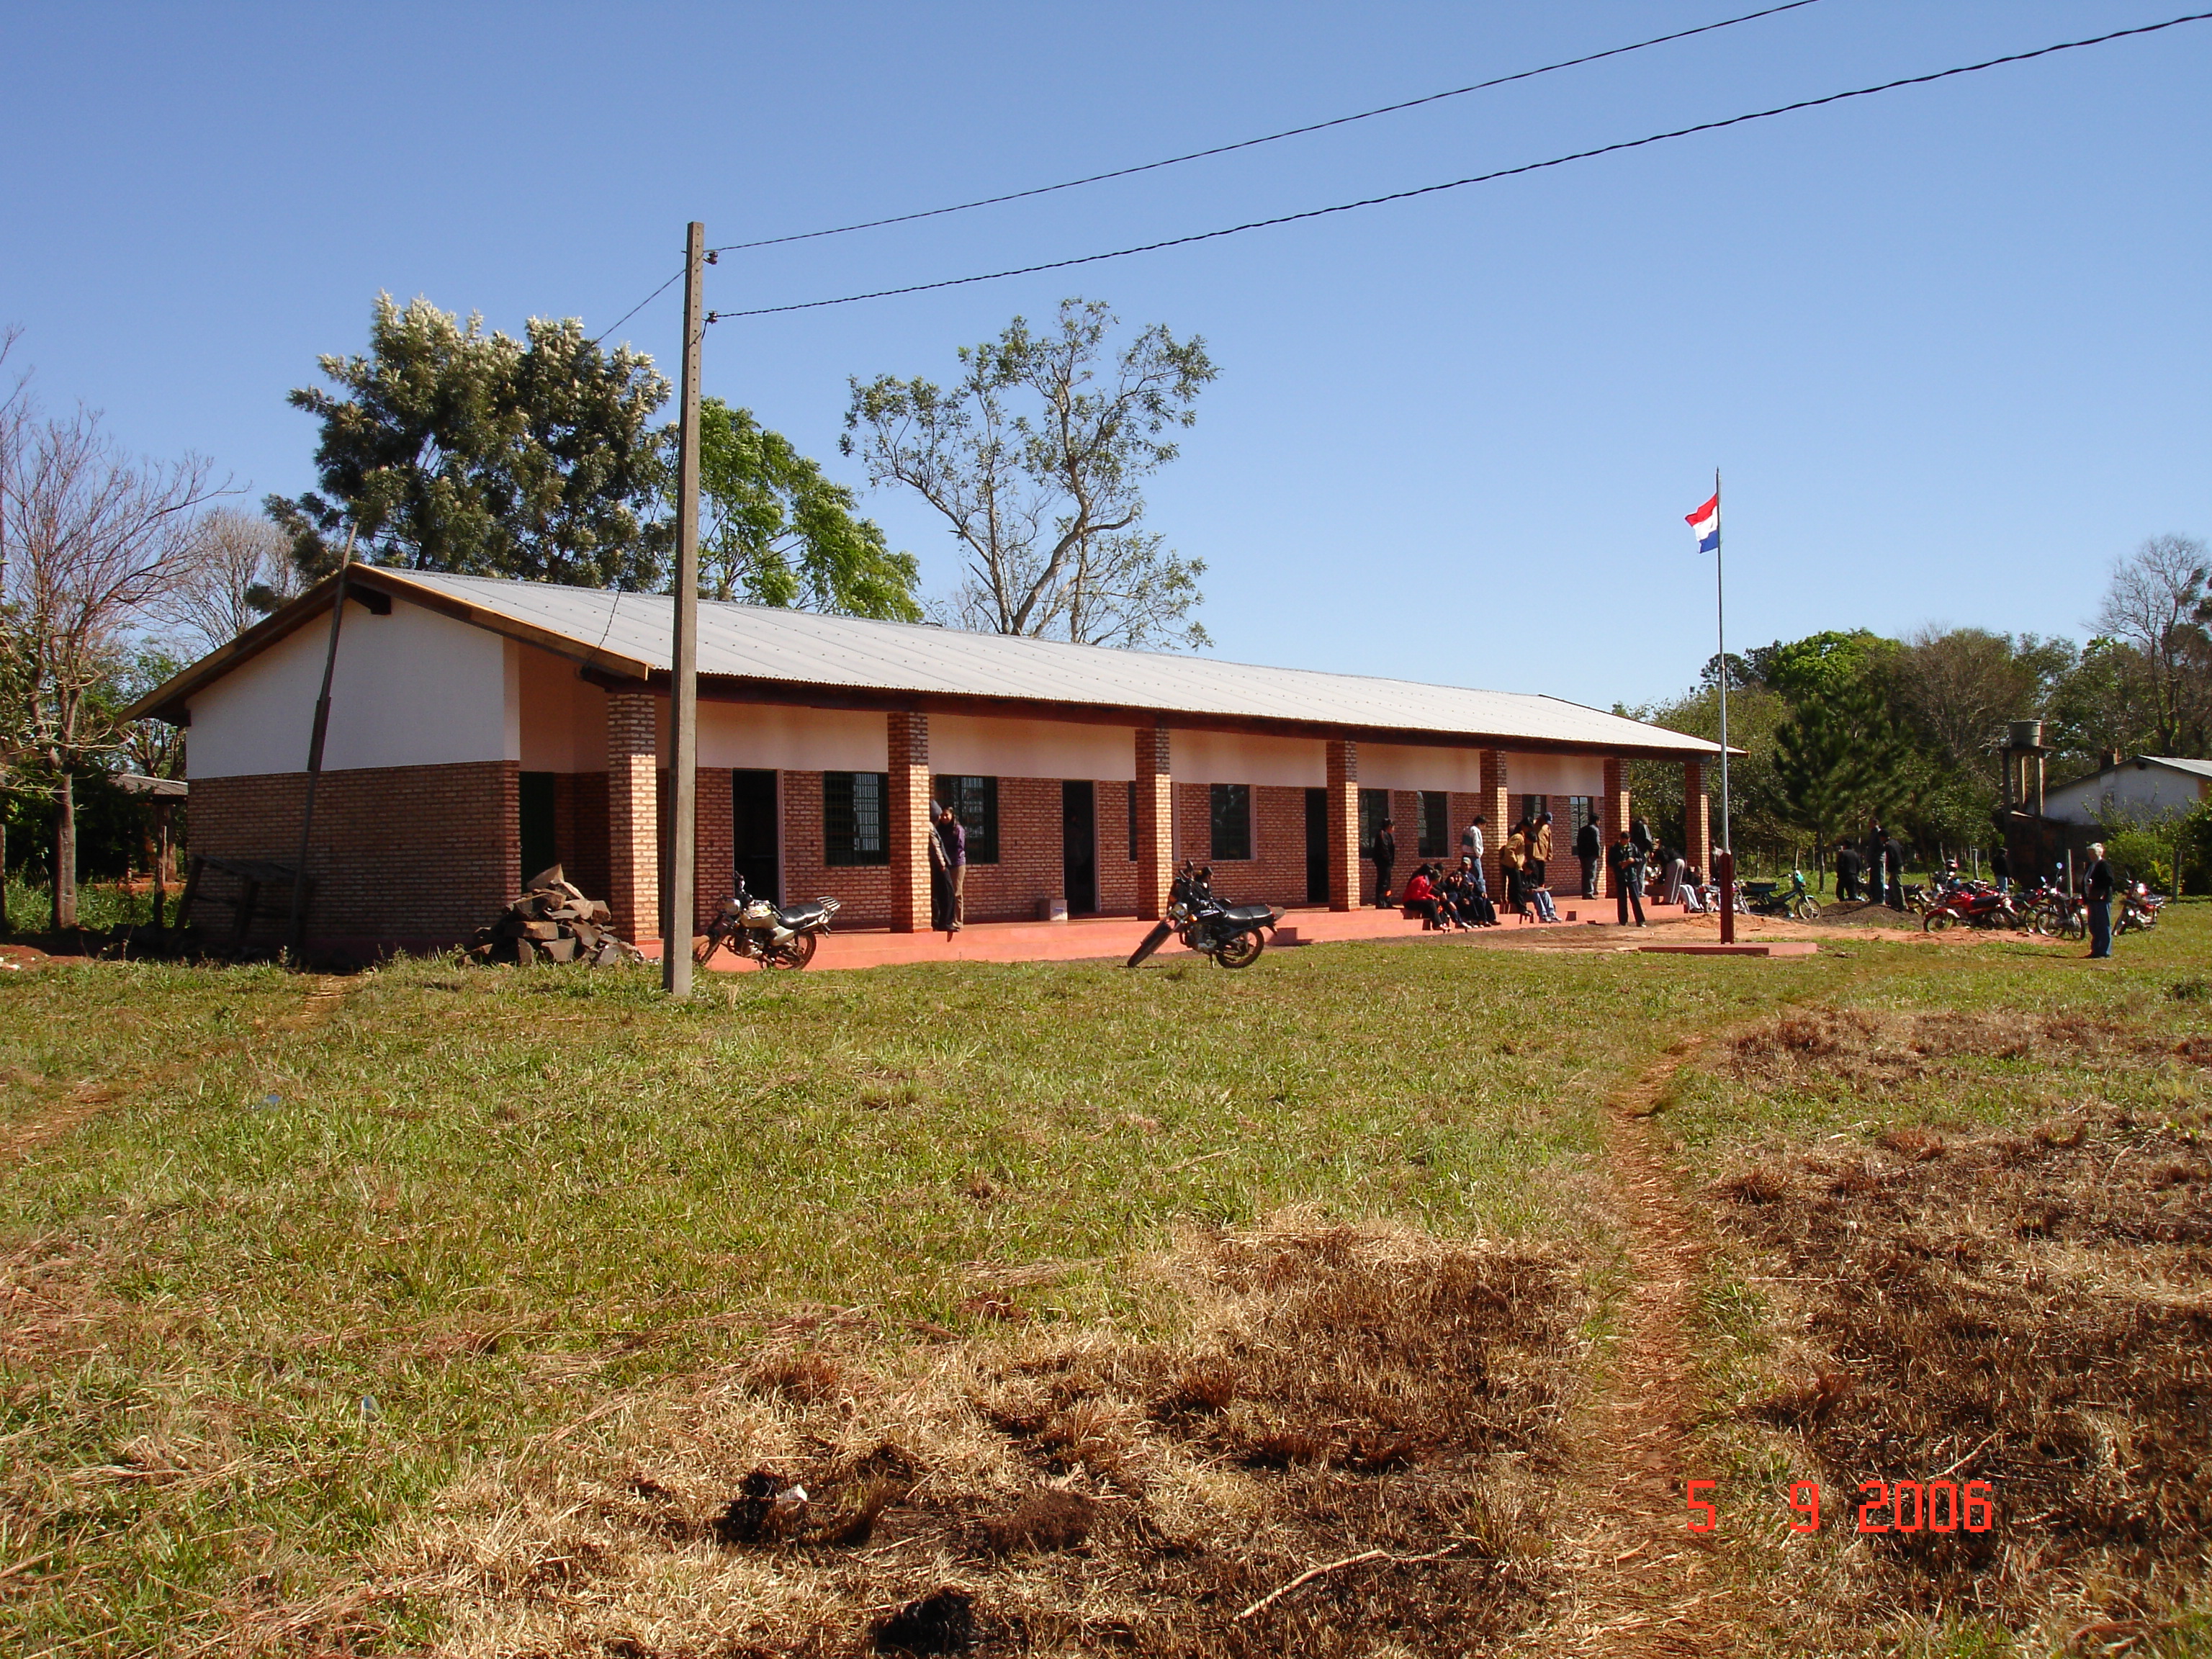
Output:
[2089, 534, 2211, 755]
[273, 294, 671, 588]
[1761, 629, 1889, 703]
[844, 297, 1216, 649]
[695, 399, 920, 619]
[1773, 678, 1905, 856]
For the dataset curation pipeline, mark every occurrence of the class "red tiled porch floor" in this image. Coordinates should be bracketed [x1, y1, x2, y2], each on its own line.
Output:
[669, 899, 1693, 973]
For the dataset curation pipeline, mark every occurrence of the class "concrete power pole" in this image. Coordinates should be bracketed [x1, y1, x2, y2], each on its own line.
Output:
[663, 222, 704, 998]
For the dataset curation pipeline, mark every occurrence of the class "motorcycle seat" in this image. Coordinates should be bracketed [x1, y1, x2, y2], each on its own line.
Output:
[1218, 904, 1277, 926]
[776, 902, 829, 927]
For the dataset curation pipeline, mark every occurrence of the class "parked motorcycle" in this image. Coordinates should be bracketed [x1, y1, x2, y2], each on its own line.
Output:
[2118, 881, 2167, 934]
[1125, 862, 1284, 969]
[1921, 880, 2019, 932]
[1743, 870, 1819, 921]
[696, 878, 842, 969]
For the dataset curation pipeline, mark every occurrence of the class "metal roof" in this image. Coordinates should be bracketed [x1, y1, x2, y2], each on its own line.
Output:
[133, 567, 1721, 757]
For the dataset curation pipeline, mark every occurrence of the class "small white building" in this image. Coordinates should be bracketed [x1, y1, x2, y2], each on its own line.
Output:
[2044, 755, 2212, 827]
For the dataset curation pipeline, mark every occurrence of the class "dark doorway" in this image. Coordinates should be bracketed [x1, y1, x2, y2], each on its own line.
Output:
[732, 769, 780, 904]
[1061, 781, 1097, 913]
[519, 772, 557, 883]
[1305, 788, 1329, 904]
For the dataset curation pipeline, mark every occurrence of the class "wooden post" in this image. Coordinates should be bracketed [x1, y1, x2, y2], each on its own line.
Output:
[662, 220, 705, 997]
[152, 800, 171, 929]
[287, 536, 354, 964]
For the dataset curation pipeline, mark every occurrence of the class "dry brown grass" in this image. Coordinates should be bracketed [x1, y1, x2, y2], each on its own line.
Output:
[381, 1221, 1584, 1657]
[1711, 1092, 2212, 1637]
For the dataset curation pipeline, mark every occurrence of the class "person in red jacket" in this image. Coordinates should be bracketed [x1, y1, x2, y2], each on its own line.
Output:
[1401, 864, 1452, 930]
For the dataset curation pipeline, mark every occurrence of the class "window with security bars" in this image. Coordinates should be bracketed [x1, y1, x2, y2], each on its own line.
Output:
[1358, 788, 1390, 857]
[933, 775, 999, 863]
[823, 772, 889, 866]
[1568, 796, 1596, 836]
[1419, 791, 1449, 857]
[1209, 783, 1251, 860]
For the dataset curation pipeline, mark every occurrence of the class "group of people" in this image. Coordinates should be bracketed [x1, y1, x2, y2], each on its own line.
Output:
[1381, 807, 1668, 930]
[1833, 822, 1907, 909]
[927, 801, 966, 932]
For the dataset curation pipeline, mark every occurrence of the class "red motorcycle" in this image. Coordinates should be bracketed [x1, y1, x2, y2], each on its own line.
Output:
[1921, 880, 2020, 932]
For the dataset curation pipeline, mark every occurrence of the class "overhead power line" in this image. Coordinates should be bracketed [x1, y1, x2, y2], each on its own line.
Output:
[708, 10, 2211, 322]
[706, 0, 1827, 255]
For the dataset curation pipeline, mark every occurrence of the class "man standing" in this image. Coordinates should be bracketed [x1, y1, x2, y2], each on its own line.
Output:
[1866, 820, 1887, 905]
[1372, 817, 1397, 909]
[1462, 814, 1488, 901]
[2084, 840, 2114, 958]
[1530, 811, 1555, 896]
[1882, 830, 1905, 911]
[1991, 842, 2011, 894]
[1609, 832, 1646, 927]
[1575, 812, 1602, 899]
[935, 801, 966, 933]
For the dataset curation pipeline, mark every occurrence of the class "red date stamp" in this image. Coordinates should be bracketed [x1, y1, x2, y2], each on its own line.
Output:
[1686, 1478, 1995, 1534]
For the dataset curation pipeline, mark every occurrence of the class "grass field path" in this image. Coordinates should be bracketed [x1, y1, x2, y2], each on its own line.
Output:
[1521, 1033, 1749, 1657]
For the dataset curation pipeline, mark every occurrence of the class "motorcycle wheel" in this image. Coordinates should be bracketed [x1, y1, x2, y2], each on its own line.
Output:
[1792, 897, 1819, 921]
[1214, 931, 1264, 969]
[2059, 911, 2086, 942]
[693, 929, 727, 966]
[1923, 910, 1955, 932]
[1125, 920, 1174, 968]
[765, 932, 818, 969]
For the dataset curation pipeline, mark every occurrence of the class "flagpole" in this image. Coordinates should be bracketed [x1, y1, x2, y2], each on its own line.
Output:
[1714, 467, 1735, 943]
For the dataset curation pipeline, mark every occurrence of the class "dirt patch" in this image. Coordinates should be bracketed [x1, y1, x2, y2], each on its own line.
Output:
[390, 1223, 1582, 1656]
[1720, 1006, 2177, 1093]
[1713, 1103, 2212, 1633]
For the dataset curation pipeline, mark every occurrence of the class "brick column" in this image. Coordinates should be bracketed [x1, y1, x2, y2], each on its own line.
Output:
[888, 711, 931, 933]
[1325, 739, 1360, 911]
[1684, 759, 1712, 880]
[607, 691, 660, 944]
[1480, 749, 1511, 896]
[1601, 757, 1631, 898]
[1136, 724, 1173, 919]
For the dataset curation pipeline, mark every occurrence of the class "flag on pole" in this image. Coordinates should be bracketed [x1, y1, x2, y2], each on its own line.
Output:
[1685, 493, 1720, 552]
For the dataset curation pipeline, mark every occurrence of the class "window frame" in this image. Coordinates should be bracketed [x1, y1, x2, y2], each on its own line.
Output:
[1357, 788, 1391, 858]
[1418, 790, 1449, 858]
[823, 770, 890, 866]
[932, 774, 1000, 865]
[1209, 782, 1253, 862]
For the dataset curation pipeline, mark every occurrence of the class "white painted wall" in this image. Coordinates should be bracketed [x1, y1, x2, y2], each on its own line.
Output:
[698, 702, 888, 773]
[935, 714, 1136, 781]
[1170, 729, 1323, 787]
[1359, 743, 1483, 793]
[2047, 764, 2210, 825]
[187, 598, 516, 778]
[1498, 752, 1606, 797]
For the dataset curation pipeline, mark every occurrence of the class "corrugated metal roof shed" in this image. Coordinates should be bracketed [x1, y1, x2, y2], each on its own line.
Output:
[133, 567, 1720, 757]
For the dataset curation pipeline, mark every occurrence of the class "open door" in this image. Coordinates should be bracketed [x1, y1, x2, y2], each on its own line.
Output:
[732, 769, 780, 904]
[1061, 781, 1097, 914]
[1305, 787, 1328, 904]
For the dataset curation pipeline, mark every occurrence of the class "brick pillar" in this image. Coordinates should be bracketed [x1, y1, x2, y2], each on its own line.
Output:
[1684, 759, 1712, 881]
[888, 711, 931, 933]
[1601, 757, 1631, 898]
[1325, 739, 1360, 912]
[1480, 749, 1511, 896]
[607, 691, 660, 944]
[1136, 724, 1173, 919]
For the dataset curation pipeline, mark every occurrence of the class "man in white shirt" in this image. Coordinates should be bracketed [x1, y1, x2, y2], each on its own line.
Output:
[1460, 814, 1488, 896]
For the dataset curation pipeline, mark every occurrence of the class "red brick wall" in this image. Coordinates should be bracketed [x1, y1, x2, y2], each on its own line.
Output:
[1097, 779, 1138, 915]
[946, 776, 1064, 922]
[781, 769, 896, 927]
[189, 762, 517, 951]
[551, 773, 609, 902]
[655, 767, 735, 937]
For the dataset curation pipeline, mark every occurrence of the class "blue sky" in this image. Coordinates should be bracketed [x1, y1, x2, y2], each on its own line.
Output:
[4, 1, 2206, 709]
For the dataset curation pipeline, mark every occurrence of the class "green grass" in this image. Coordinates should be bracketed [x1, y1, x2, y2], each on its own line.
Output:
[1, 912, 2206, 1655]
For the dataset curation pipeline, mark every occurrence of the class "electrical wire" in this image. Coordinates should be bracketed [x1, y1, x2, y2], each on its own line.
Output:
[707, 0, 1828, 254]
[590, 267, 685, 346]
[707, 9, 2211, 322]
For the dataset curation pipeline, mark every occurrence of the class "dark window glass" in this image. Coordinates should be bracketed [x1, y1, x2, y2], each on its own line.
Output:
[933, 775, 999, 864]
[1568, 795, 1596, 836]
[1519, 793, 1549, 827]
[1127, 779, 1138, 861]
[1209, 783, 1252, 861]
[824, 771, 889, 866]
[1419, 791, 1448, 857]
[518, 770, 557, 883]
[1358, 788, 1390, 858]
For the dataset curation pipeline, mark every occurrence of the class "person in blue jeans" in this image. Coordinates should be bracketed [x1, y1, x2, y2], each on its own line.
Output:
[2084, 841, 2114, 958]
[1609, 834, 1646, 927]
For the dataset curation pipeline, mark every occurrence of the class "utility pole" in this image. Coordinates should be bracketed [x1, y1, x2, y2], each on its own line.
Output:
[662, 221, 704, 998]
[287, 531, 356, 965]
[1713, 467, 1735, 945]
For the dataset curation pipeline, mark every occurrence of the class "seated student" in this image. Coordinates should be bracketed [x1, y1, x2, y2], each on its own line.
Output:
[1401, 863, 1452, 930]
[1520, 862, 1560, 923]
[1449, 856, 1496, 927]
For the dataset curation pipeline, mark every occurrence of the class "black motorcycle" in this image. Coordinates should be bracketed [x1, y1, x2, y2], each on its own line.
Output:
[1126, 861, 1283, 969]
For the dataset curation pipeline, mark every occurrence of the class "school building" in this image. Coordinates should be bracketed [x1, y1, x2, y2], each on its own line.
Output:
[127, 569, 1724, 953]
